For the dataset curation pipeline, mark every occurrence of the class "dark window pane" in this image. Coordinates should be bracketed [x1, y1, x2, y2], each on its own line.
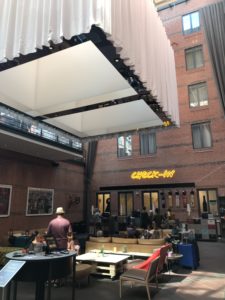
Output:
[185, 46, 204, 70]
[189, 82, 208, 107]
[192, 122, 212, 149]
[140, 132, 156, 155]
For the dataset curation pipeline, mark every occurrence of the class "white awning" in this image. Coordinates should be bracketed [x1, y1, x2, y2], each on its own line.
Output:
[0, 0, 179, 141]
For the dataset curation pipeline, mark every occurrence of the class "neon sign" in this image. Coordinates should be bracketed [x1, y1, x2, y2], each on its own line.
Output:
[131, 169, 176, 180]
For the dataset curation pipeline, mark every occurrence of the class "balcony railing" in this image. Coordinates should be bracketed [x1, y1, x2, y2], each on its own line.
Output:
[0, 104, 83, 154]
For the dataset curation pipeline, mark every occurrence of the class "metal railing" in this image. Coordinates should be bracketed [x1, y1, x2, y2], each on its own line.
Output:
[0, 103, 83, 153]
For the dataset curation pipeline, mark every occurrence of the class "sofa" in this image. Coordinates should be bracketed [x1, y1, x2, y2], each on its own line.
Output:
[85, 236, 166, 254]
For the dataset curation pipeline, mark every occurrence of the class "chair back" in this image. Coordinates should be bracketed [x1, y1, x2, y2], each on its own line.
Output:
[146, 256, 160, 282]
[158, 243, 171, 274]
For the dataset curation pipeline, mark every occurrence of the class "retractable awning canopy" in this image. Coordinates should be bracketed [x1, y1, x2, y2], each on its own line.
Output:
[0, 0, 179, 152]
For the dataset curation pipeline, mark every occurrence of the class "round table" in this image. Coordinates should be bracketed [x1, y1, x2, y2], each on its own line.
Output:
[167, 253, 183, 274]
[5, 250, 76, 300]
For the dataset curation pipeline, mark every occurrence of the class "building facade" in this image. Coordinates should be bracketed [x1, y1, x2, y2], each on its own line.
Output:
[91, 0, 225, 230]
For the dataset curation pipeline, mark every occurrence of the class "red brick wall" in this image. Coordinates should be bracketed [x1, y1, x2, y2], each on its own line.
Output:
[0, 149, 84, 244]
[90, 0, 225, 220]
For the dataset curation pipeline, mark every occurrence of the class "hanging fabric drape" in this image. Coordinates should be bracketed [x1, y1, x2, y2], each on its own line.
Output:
[0, 0, 179, 126]
[201, 0, 225, 114]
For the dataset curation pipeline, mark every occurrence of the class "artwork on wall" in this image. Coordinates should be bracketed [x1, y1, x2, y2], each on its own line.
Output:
[26, 187, 54, 216]
[0, 184, 12, 217]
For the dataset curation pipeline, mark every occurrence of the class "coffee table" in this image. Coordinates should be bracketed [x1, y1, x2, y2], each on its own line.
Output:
[76, 252, 130, 279]
[89, 249, 151, 259]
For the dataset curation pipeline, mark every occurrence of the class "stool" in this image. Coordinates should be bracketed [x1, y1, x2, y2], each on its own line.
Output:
[76, 263, 92, 287]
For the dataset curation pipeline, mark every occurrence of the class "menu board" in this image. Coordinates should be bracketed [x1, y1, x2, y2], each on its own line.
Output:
[0, 260, 25, 288]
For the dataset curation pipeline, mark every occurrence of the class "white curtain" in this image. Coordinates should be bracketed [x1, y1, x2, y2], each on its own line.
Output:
[0, 0, 110, 61]
[0, 0, 179, 126]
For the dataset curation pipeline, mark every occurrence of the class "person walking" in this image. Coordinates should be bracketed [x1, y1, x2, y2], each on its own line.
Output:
[47, 207, 72, 250]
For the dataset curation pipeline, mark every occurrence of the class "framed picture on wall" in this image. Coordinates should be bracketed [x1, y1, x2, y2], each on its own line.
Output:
[26, 187, 54, 216]
[0, 184, 12, 217]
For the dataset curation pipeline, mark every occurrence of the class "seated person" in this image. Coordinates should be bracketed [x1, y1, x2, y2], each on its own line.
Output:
[31, 232, 46, 252]
[127, 225, 136, 238]
[96, 224, 103, 237]
[67, 232, 80, 254]
[146, 225, 161, 239]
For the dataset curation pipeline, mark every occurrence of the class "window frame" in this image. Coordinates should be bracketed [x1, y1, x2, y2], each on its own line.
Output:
[197, 189, 218, 216]
[185, 45, 204, 70]
[96, 192, 111, 215]
[118, 192, 134, 216]
[117, 134, 132, 158]
[188, 81, 208, 108]
[139, 131, 157, 155]
[191, 121, 213, 149]
[182, 11, 200, 35]
[142, 191, 159, 212]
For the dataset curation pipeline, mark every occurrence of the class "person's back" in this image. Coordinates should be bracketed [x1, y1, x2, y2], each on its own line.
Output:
[47, 207, 72, 250]
[141, 206, 149, 229]
[153, 208, 163, 229]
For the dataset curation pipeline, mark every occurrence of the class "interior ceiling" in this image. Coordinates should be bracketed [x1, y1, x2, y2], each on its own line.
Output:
[0, 25, 166, 161]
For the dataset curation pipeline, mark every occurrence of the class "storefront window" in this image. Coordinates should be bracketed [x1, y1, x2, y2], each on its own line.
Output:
[97, 193, 110, 214]
[118, 192, 133, 216]
[143, 192, 159, 211]
[198, 189, 218, 216]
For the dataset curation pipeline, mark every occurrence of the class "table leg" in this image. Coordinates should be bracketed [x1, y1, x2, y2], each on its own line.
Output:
[46, 262, 52, 300]
[72, 255, 76, 300]
[35, 280, 45, 300]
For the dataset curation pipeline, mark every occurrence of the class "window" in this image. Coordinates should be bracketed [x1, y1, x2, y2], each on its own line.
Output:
[117, 135, 132, 157]
[140, 132, 156, 155]
[182, 11, 200, 34]
[192, 122, 212, 149]
[118, 192, 133, 216]
[198, 189, 218, 216]
[143, 192, 159, 212]
[189, 82, 208, 107]
[97, 193, 111, 215]
[185, 46, 204, 70]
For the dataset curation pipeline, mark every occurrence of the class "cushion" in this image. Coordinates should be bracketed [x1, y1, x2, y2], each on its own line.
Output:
[89, 236, 111, 243]
[132, 248, 160, 270]
[112, 237, 137, 244]
[137, 238, 164, 245]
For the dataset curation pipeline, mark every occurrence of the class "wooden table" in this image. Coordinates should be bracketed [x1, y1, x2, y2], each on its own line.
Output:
[89, 249, 151, 259]
[76, 252, 129, 279]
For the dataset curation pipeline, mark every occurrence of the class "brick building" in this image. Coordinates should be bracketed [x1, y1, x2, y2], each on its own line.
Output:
[0, 0, 225, 243]
[90, 0, 225, 230]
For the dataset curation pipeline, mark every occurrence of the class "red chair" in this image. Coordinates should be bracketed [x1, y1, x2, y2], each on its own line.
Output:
[119, 256, 160, 300]
[157, 244, 171, 275]
[132, 249, 160, 270]
[131, 243, 171, 275]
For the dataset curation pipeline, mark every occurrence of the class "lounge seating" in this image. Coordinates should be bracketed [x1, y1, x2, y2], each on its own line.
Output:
[119, 256, 160, 300]
[85, 236, 165, 254]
